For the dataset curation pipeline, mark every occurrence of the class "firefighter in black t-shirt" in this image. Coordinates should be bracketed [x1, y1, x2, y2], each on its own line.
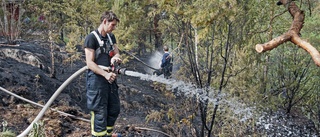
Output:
[83, 11, 122, 137]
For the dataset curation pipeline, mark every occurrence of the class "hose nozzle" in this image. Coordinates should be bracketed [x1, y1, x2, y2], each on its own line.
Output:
[110, 63, 127, 75]
[117, 68, 127, 75]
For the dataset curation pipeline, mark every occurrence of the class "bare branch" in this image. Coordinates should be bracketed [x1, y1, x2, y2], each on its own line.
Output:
[255, 0, 320, 67]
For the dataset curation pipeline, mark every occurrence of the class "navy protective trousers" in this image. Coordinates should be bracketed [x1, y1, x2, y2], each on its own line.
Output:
[86, 70, 120, 136]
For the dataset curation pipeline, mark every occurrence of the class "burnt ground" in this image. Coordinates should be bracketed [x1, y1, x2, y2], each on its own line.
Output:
[0, 37, 183, 137]
[1, 37, 318, 137]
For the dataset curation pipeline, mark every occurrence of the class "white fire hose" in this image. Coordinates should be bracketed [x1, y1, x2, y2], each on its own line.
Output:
[0, 65, 172, 137]
[17, 65, 112, 137]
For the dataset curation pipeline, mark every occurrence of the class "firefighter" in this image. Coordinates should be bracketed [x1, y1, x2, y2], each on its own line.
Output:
[160, 46, 172, 79]
[84, 11, 122, 137]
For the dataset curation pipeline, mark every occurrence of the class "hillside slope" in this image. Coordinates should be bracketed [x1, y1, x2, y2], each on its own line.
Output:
[0, 38, 178, 137]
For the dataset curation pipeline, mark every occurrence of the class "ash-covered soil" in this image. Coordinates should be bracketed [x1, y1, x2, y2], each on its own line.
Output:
[0, 38, 180, 137]
[1, 37, 317, 137]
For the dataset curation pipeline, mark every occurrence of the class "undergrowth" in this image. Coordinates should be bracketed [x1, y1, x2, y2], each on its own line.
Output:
[0, 121, 16, 137]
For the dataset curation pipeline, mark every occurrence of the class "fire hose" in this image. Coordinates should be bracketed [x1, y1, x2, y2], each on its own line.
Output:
[0, 46, 177, 136]
[16, 65, 126, 137]
[0, 64, 172, 137]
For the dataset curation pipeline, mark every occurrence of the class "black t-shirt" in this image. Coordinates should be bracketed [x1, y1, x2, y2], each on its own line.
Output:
[84, 30, 117, 67]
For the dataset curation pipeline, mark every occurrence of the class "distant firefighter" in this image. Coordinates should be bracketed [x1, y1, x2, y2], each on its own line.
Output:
[153, 46, 172, 79]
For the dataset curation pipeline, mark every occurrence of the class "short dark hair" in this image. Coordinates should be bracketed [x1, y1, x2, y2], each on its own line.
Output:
[163, 46, 169, 51]
[100, 11, 120, 23]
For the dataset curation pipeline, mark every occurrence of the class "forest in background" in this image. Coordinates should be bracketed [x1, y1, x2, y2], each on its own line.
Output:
[1, 0, 320, 136]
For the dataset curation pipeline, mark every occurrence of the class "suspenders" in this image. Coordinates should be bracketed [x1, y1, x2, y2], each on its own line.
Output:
[91, 31, 114, 60]
[91, 31, 113, 46]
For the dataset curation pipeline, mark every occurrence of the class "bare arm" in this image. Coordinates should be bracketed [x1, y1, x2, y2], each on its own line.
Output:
[85, 48, 116, 83]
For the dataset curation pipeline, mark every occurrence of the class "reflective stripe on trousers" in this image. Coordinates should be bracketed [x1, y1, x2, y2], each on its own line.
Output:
[87, 71, 120, 136]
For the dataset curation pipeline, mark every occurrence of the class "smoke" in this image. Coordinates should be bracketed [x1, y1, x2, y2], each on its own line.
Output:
[146, 51, 162, 74]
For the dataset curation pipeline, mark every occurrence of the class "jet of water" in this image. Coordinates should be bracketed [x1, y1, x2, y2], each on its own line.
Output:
[125, 70, 255, 120]
[125, 70, 317, 136]
[125, 70, 209, 101]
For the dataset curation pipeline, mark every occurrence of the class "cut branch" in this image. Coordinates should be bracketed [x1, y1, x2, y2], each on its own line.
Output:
[255, 0, 320, 67]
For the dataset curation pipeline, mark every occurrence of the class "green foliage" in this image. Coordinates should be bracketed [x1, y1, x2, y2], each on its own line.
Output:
[0, 0, 25, 44]
[0, 121, 15, 137]
[114, 1, 156, 54]
[302, 3, 320, 48]
[0, 131, 16, 137]
[22, 0, 114, 63]
[28, 121, 46, 137]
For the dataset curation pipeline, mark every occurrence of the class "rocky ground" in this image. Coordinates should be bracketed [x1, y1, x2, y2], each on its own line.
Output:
[0, 37, 179, 137]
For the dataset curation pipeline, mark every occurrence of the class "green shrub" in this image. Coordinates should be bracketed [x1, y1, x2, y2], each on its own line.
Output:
[28, 121, 46, 137]
[0, 121, 16, 137]
[0, 131, 16, 137]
